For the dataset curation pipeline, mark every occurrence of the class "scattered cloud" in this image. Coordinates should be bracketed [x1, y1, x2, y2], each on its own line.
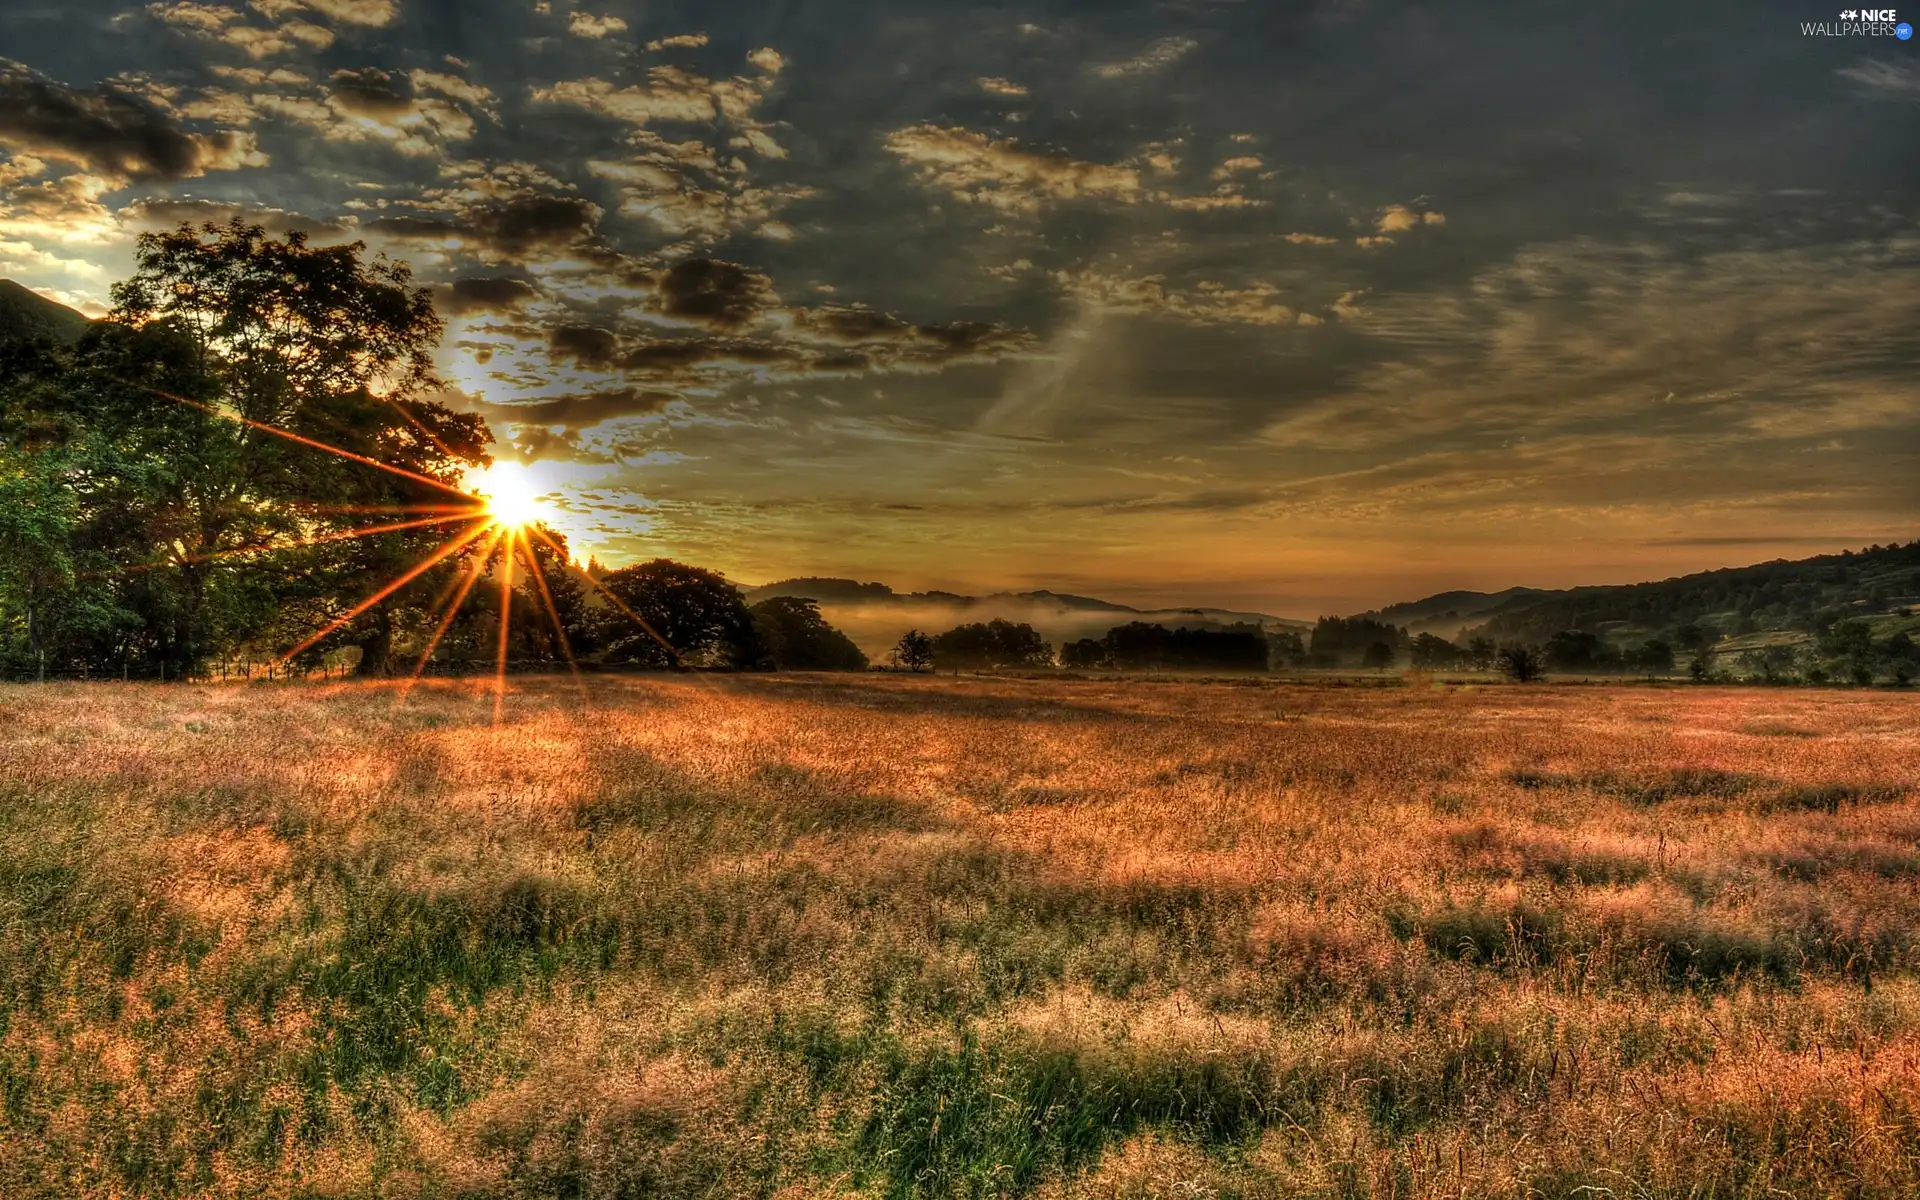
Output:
[1027, 263, 1312, 327]
[570, 12, 628, 39]
[1376, 203, 1446, 232]
[284, 0, 397, 26]
[1837, 59, 1920, 101]
[1094, 35, 1199, 79]
[977, 77, 1028, 97]
[884, 124, 1141, 211]
[646, 33, 709, 52]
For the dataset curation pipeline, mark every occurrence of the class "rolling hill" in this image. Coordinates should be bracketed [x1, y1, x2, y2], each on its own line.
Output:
[1368, 540, 1920, 652]
[0, 280, 91, 345]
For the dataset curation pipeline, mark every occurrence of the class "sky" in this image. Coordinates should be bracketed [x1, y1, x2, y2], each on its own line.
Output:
[1, 0, 1916, 617]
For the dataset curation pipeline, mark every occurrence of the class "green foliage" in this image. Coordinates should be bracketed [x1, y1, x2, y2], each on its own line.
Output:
[0, 223, 493, 679]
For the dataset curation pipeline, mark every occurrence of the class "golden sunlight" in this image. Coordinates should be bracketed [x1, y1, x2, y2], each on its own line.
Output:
[467, 461, 554, 531]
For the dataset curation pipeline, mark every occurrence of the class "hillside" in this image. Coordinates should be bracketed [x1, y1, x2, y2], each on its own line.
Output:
[0, 280, 91, 344]
[745, 577, 1306, 658]
[1450, 540, 1920, 648]
[1372, 586, 1553, 638]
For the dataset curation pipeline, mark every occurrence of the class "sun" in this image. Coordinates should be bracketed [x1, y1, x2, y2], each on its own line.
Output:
[466, 461, 554, 531]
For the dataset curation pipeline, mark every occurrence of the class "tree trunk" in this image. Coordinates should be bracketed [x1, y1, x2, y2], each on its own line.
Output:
[354, 605, 394, 677]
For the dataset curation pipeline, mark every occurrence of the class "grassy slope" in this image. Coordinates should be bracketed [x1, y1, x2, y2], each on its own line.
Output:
[1462, 540, 1920, 646]
[0, 280, 91, 344]
[2, 675, 1919, 1198]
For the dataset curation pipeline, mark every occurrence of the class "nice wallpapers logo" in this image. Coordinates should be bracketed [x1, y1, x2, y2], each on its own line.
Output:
[1802, 8, 1914, 36]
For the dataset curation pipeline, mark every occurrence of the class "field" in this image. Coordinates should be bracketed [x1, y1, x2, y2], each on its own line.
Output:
[3, 675, 1919, 1198]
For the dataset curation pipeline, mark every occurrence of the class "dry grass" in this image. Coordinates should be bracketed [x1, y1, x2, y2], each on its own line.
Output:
[2, 674, 1918, 1198]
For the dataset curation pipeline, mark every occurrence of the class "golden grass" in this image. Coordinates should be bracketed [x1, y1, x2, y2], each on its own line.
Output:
[1, 675, 1918, 1197]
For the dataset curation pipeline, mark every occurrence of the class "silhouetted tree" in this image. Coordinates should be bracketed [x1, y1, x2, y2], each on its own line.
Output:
[1362, 640, 1395, 670]
[1544, 630, 1609, 673]
[891, 628, 934, 672]
[598, 559, 760, 669]
[1266, 629, 1306, 668]
[1309, 616, 1409, 667]
[1497, 644, 1544, 683]
[1060, 637, 1109, 669]
[1409, 632, 1461, 669]
[750, 596, 868, 671]
[931, 619, 1052, 670]
[1634, 639, 1675, 674]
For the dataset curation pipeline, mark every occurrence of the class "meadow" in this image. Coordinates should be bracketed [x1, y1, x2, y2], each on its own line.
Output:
[2, 673, 1918, 1198]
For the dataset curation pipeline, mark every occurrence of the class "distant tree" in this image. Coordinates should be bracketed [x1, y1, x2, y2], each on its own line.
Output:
[1060, 637, 1109, 669]
[1362, 640, 1395, 670]
[1098, 621, 1267, 672]
[598, 559, 760, 668]
[1497, 644, 1544, 683]
[1309, 616, 1409, 667]
[1464, 636, 1498, 671]
[891, 628, 934, 672]
[1409, 632, 1461, 670]
[931, 619, 1052, 670]
[750, 596, 868, 671]
[1687, 654, 1711, 683]
[1674, 623, 1712, 653]
[1634, 639, 1676, 674]
[1266, 629, 1306, 669]
[1544, 630, 1605, 673]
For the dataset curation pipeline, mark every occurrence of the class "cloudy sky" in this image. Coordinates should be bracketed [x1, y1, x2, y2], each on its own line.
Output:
[2, 0, 1916, 614]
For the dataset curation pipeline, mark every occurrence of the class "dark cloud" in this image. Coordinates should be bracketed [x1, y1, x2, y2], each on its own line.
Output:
[469, 193, 603, 256]
[0, 62, 251, 181]
[480, 386, 679, 427]
[793, 306, 915, 343]
[435, 275, 538, 316]
[547, 323, 619, 367]
[370, 193, 604, 259]
[121, 198, 354, 238]
[326, 68, 413, 119]
[653, 258, 775, 330]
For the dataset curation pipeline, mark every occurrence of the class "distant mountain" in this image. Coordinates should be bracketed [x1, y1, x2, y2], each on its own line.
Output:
[0, 280, 91, 345]
[745, 576, 1308, 658]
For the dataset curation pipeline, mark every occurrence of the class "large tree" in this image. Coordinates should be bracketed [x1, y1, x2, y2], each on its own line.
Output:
[597, 559, 762, 669]
[750, 595, 868, 671]
[95, 220, 492, 675]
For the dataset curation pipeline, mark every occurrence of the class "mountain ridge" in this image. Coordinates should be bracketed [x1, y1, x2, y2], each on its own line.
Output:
[0, 280, 92, 345]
